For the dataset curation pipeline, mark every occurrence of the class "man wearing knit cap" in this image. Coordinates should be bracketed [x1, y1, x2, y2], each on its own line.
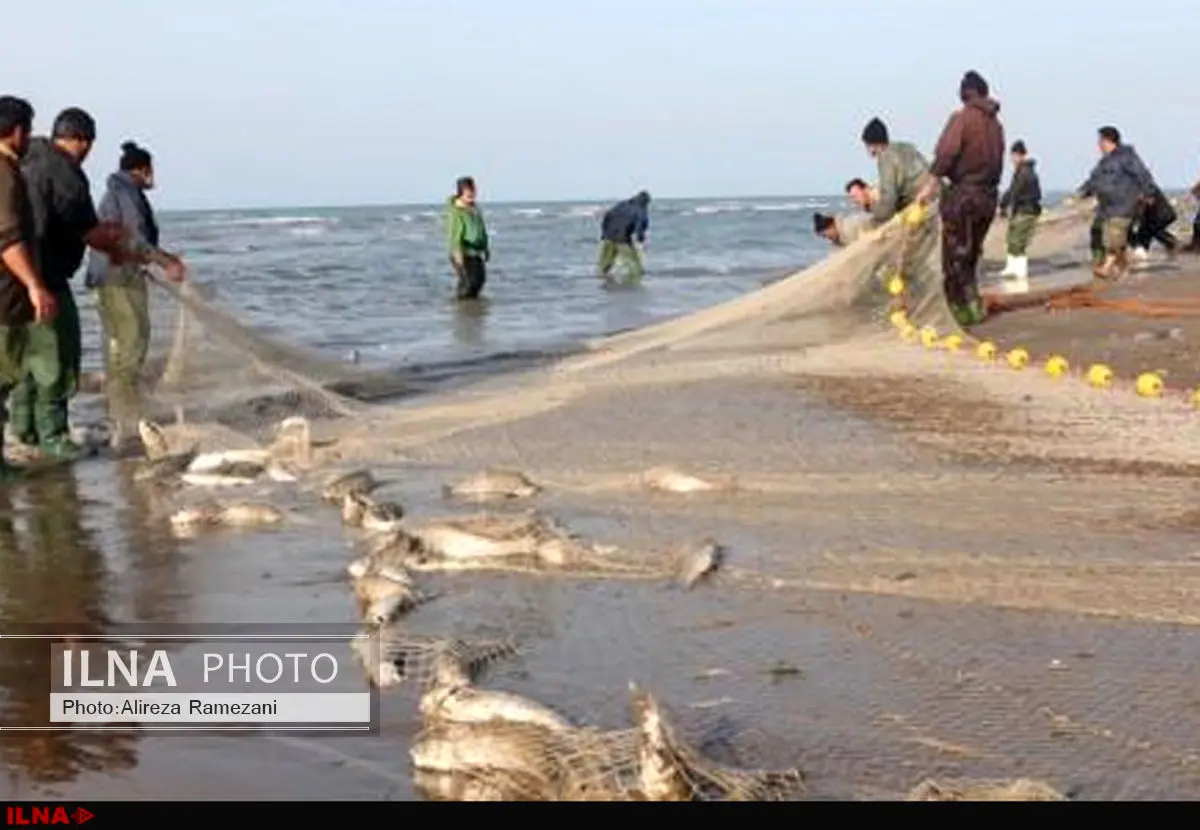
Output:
[859, 118, 929, 226]
[915, 70, 1006, 326]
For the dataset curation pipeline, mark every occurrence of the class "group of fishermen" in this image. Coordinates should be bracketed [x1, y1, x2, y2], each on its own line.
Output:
[445, 178, 652, 301]
[812, 70, 1200, 326]
[0, 95, 185, 478]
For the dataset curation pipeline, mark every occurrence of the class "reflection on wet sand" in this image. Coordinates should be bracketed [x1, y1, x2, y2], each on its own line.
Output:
[0, 471, 138, 789]
[452, 298, 490, 347]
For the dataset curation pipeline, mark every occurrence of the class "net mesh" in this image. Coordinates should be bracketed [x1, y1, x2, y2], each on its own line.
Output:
[68, 195, 1186, 800]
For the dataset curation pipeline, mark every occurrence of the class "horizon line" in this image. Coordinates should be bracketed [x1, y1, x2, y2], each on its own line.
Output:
[156, 185, 1181, 215]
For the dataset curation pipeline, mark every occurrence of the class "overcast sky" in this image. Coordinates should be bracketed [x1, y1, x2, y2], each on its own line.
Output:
[8, 0, 1199, 209]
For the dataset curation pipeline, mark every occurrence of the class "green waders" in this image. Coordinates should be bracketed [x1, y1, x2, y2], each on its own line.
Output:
[597, 240, 644, 282]
[1005, 212, 1039, 257]
[0, 324, 29, 481]
[94, 275, 151, 433]
[8, 286, 81, 460]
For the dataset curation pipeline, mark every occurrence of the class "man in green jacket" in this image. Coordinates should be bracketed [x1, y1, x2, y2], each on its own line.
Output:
[446, 176, 490, 301]
[861, 118, 930, 225]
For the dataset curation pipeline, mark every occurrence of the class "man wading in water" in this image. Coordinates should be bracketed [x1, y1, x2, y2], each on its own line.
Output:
[446, 176, 490, 301]
[912, 71, 1006, 327]
[596, 190, 651, 285]
[86, 140, 187, 448]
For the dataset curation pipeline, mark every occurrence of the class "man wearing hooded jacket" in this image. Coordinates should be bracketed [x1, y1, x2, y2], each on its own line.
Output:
[911, 70, 1006, 326]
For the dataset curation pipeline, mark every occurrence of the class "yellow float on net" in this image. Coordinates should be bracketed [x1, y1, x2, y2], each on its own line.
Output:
[886, 274, 906, 296]
[1086, 364, 1114, 389]
[1135, 372, 1164, 398]
[975, 340, 997, 360]
[888, 309, 908, 328]
[900, 324, 918, 342]
[941, 334, 963, 352]
[919, 326, 939, 348]
[1044, 355, 1069, 378]
[1006, 348, 1030, 370]
[1190, 388, 1200, 408]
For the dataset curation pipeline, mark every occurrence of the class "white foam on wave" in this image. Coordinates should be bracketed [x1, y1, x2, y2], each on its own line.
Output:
[512, 207, 544, 217]
[691, 202, 746, 215]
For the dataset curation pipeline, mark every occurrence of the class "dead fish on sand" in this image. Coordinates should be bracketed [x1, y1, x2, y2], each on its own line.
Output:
[323, 469, 379, 504]
[641, 467, 722, 494]
[340, 491, 403, 532]
[419, 646, 573, 732]
[352, 572, 439, 625]
[676, 538, 725, 589]
[347, 530, 426, 581]
[444, 469, 541, 501]
[628, 682, 805, 802]
[351, 629, 518, 690]
[906, 778, 1066, 802]
[137, 418, 172, 460]
[411, 512, 556, 561]
[169, 500, 285, 534]
[269, 416, 313, 465]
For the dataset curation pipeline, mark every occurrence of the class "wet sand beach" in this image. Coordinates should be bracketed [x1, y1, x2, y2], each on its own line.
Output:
[3, 225, 1200, 800]
[978, 256, 1200, 394]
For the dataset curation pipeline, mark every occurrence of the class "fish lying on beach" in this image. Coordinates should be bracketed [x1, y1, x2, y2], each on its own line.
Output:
[641, 467, 722, 494]
[323, 469, 379, 504]
[169, 500, 285, 534]
[138, 418, 173, 460]
[419, 647, 574, 733]
[444, 469, 542, 501]
[411, 512, 555, 561]
[270, 416, 312, 465]
[676, 538, 725, 589]
[347, 530, 426, 581]
[906, 778, 1066, 801]
[134, 445, 200, 484]
[351, 630, 518, 690]
[352, 572, 439, 625]
[627, 682, 805, 802]
[341, 491, 404, 531]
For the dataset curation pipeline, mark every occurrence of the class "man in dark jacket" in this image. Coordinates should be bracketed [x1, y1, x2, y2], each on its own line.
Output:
[914, 71, 1006, 326]
[1078, 126, 1156, 281]
[597, 191, 650, 283]
[0, 97, 59, 480]
[1129, 183, 1177, 258]
[15, 108, 125, 461]
[996, 140, 1042, 291]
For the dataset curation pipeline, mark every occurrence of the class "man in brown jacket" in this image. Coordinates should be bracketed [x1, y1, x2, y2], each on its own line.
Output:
[915, 70, 1006, 326]
[0, 96, 60, 480]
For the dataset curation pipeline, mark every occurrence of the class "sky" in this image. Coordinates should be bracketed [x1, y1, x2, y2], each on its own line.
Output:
[7, 0, 1199, 210]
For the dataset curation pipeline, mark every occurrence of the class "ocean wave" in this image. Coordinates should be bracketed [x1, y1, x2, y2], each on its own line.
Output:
[190, 215, 335, 228]
[511, 207, 544, 217]
[691, 203, 747, 215]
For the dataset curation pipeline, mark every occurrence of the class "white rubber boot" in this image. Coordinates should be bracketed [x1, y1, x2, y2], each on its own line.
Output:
[1007, 255, 1029, 293]
[998, 255, 1015, 277]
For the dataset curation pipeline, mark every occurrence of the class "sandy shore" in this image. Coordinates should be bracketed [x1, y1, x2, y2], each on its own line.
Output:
[5, 214, 1200, 800]
[979, 256, 1200, 393]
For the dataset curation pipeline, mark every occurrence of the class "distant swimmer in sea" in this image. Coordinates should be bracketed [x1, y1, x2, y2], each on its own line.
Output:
[912, 70, 1006, 327]
[597, 190, 651, 285]
[1078, 126, 1156, 282]
[86, 140, 188, 446]
[996, 140, 1042, 293]
[446, 176, 490, 301]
